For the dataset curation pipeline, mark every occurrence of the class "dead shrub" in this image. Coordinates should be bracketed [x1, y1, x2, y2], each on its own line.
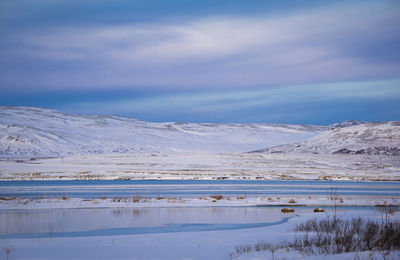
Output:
[281, 208, 295, 213]
[132, 196, 142, 203]
[210, 195, 223, 200]
[292, 216, 400, 255]
[231, 216, 400, 258]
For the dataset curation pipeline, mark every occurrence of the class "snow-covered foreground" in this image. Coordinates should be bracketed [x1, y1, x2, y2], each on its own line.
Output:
[1, 152, 399, 181]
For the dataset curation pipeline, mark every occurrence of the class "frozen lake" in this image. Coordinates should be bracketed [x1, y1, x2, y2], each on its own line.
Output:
[0, 206, 377, 239]
[1, 180, 400, 198]
[0, 207, 299, 239]
[1, 180, 399, 259]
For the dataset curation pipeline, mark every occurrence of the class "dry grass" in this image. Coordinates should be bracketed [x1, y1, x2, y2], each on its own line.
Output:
[210, 195, 224, 200]
[231, 216, 400, 258]
[167, 197, 184, 203]
[281, 208, 295, 213]
[132, 196, 142, 203]
[0, 197, 16, 201]
[292, 216, 400, 255]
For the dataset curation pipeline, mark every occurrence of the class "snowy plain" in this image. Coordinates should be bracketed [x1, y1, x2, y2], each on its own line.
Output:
[1, 152, 399, 181]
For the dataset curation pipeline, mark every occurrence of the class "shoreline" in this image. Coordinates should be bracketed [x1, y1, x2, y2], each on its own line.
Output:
[1, 194, 399, 210]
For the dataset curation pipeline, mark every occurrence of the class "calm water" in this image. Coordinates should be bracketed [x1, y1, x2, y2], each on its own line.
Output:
[0, 207, 293, 239]
[0, 180, 399, 198]
[0, 206, 375, 239]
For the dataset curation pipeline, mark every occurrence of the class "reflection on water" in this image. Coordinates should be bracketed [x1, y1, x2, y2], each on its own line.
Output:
[0, 207, 300, 238]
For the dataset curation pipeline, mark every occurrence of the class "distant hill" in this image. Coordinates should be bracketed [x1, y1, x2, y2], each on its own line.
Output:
[251, 122, 400, 155]
[0, 106, 326, 157]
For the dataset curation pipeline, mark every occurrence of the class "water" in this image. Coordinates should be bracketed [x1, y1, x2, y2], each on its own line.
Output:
[0, 206, 374, 239]
[0, 207, 295, 239]
[1, 180, 399, 199]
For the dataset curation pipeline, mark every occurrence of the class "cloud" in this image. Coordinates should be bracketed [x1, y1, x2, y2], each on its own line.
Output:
[0, 1, 399, 91]
[57, 79, 400, 123]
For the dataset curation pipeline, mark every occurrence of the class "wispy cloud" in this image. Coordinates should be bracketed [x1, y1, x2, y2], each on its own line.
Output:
[1, 1, 399, 124]
[58, 79, 400, 123]
[1, 1, 399, 90]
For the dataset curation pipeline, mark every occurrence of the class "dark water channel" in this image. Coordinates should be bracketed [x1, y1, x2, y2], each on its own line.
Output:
[1, 180, 399, 198]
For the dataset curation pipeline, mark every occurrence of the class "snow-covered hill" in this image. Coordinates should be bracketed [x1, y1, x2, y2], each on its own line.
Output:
[329, 120, 366, 128]
[0, 106, 326, 157]
[253, 122, 400, 155]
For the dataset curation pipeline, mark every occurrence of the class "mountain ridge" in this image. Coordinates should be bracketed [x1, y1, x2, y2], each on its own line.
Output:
[0, 106, 327, 157]
[252, 121, 400, 155]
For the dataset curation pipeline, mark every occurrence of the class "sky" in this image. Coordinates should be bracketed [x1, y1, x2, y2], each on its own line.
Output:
[0, 0, 399, 124]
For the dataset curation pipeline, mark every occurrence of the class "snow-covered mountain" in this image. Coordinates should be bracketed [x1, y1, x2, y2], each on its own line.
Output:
[329, 120, 366, 128]
[253, 122, 400, 155]
[0, 106, 326, 157]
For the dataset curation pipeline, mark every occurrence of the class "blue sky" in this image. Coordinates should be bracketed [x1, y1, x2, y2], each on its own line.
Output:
[0, 0, 399, 124]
